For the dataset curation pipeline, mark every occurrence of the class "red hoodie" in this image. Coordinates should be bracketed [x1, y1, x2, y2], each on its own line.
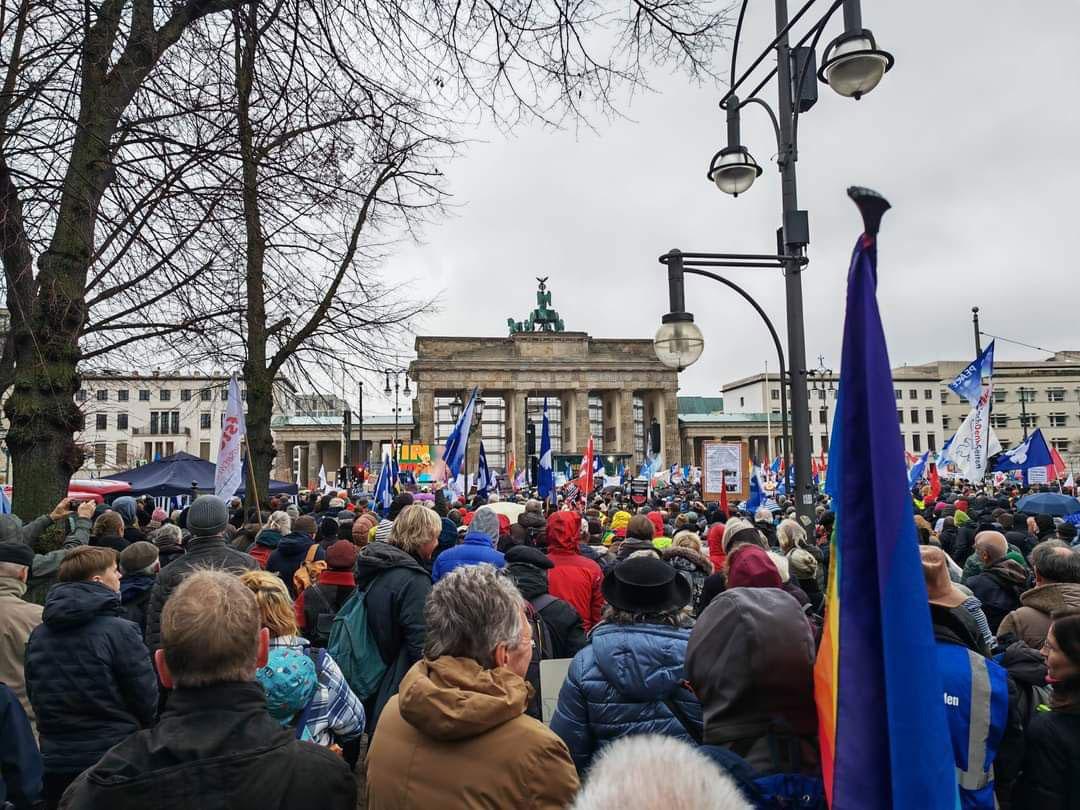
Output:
[706, 523, 727, 572]
[545, 511, 604, 632]
[646, 511, 665, 538]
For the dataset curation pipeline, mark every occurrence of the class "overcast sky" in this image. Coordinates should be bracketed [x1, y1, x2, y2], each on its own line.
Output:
[365, 0, 1079, 412]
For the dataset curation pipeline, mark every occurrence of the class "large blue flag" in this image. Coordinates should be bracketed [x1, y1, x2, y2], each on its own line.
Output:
[475, 441, 493, 500]
[993, 428, 1052, 472]
[373, 449, 393, 513]
[537, 398, 555, 504]
[442, 388, 479, 479]
[814, 188, 958, 810]
[948, 341, 995, 407]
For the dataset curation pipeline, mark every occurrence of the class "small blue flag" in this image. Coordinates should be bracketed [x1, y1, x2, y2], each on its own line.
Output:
[538, 398, 555, 504]
[948, 341, 995, 407]
[908, 450, 929, 488]
[373, 449, 393, 514]
[442, 388, 479, 479]
[476, 441, 493, 500]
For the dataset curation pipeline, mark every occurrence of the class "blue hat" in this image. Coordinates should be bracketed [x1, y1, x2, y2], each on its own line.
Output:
[257, 646, 317, 726]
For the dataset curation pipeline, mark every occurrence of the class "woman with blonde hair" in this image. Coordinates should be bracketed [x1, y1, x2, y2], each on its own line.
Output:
[239, 570, 364, 748]
[777, 518, 825, 588]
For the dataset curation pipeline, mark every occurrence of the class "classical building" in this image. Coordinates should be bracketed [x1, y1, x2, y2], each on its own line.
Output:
[408, 279, 681, 472]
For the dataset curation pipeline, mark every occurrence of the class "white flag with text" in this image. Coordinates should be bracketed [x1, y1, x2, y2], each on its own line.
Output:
[214, 374, 246, 500]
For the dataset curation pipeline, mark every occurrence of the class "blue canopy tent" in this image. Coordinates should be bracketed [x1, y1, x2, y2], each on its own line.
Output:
[103, 451, 298, 498]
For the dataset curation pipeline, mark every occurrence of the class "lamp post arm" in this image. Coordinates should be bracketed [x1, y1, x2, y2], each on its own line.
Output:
[738, 96, 783, 155]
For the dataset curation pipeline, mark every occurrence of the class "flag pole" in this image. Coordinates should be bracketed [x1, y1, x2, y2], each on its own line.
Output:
[244, 441, 263, 525]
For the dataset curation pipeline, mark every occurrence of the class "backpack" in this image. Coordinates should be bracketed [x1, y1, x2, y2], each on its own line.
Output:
[524, 595, 558, 720]
[663, 686, 826, 810]
[304, 585, 341, 649]
[293, 542, 326, 594]
[326, 589, 387, 701]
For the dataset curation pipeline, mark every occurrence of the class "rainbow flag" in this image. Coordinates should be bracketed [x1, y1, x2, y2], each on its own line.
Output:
[813, 188, 958, 809]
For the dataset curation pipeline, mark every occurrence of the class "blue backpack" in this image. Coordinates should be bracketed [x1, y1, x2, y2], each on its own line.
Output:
[326, 590, 387, 701]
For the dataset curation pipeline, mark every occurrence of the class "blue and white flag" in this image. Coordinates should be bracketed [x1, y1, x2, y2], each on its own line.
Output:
[0, 489, 10, 515]
[746, 466, 766, 511]
[948, 341, 995, 407]
[373, 451, 393, 512]
[475, 441, 493, 500]
[907, 451, 929, 488]
[214, 373, 246, 500]
[441, 388, 479, 480]
[994, 428, 1053, 473]
[538, 399, 555, 504]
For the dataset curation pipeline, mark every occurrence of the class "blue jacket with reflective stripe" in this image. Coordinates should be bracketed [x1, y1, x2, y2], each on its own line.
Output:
[937, 641, 1010, 809]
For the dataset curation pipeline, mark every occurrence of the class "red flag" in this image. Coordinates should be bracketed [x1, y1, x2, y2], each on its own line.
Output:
[582, 435, 595, 496]
[1051, 447, 1067, 480]
[719, 469, 730, 516]
[928, 463, 941, 500]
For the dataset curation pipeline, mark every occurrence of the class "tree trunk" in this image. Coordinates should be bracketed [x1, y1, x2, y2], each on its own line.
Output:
[243, 359, 275, 512]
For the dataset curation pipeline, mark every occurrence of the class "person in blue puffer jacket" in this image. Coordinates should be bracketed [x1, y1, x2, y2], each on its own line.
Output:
[550, 556, 699, 774]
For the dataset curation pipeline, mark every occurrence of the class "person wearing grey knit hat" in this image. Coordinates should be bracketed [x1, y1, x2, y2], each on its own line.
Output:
[119, 542, 159, 633]
[470, 507, 501, 545]
[430, 506, 506, 583]
[188, 495, 229, 538]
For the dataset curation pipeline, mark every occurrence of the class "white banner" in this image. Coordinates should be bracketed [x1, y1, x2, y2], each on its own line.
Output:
[947, 387, 1000, 482]
[214, 374, 246, 499]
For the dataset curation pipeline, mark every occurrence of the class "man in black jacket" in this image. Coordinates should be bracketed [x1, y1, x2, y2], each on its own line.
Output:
[145, 495, 258, 651]
[25, 546, 158, 809]
[505, 544, 587, 656]
[60, 569, 355, 810]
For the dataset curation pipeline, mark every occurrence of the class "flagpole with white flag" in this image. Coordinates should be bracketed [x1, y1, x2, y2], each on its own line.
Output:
[215, 374, 247, 503]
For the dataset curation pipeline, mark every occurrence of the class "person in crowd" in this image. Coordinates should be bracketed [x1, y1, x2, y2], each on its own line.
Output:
[1059, 522, 1078, 546]
[921, 546, 1022, 807]
[0, 682, 42, 810]
[353, 512, 377, 550]
[509, 498, 548, 548]
[967, 531, 1031, 634]
[789, 548, 825, 615]
[765, 550, 811, 608]
[569, 735, 752, 810]
[13, 499, 96, 604]
[118, 541, 159, 634]
[546, 510, 604, 632]
[239, 570, 364, 748]
[998, 541, 1080, 650]
[777, 518, 826, 588]
[1033, 514, 1058, 543]
[355, 503, 438, 731]
[25, 546, 158, 808]
[698, 517, 766, 612]
[266, 514, 323, 598]
[602, 510, 631, 545]
[373, 493, 414, 544]
[705, 518, 726, 573]
[90, 510, 128, 552]
[686, 586, 819, 776]
[753, 507, 779, 548]
[60, 569, 355, 809]
[110, 496, 146, 544]
[1000, 512, 1037, 559]
[662, 530, 713, 615]
[297, 539, 357, 647]
[431, 505, 505, 582]
[367, 563, 579, 809]
[248, 510, 290, 568]
[149, 524, 185, 568]
[0, 543, 42, 733]
[316, 517, 339, 553]
[615, 514, 662, 561]
[1013, 610, 1080, 809]
[551, 556, 700, 773]
[145, 495, 259, 652]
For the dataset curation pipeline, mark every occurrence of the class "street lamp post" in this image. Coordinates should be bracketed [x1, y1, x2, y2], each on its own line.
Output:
[383, 368, 412, 452]
[806, 356, 835, 456]
[656, 0, 892, 523]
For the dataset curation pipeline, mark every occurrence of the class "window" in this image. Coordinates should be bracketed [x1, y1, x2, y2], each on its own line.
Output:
[94, 443, 106, 466]
[894, 389, 902, 400]
[180, 389, 192, 402]
[117, 389, 129, 402]
[150, 410, 180, 435]
[923, 389, 933, 400]
[160, 389, 171, 402]
[200, 412, 211, 430]
[221, 388, 228, 401]
[199, 441, 211, 460]
[1048, 388, 1066, 403]
[1000, 440, 1012, 451]
[96, 389, 108, 402]
[942, 415, 951, 430]
[200, 389, 212, 402]
[912, 434, 922, 452]
[1049, 413, 1067, 428]
[138, 389, 150, 401]
[925, 409, 934, 424]
[117, 413, 128, 430]
[993, 389, 1006, 403]
[1020, 414, 1039, 428]
[1020, 387, 1037, 403]
[95, 413, 107, 430]
[241, 389, 247, 401]
[770, 389, 779, 401]
[940, 390, 948, 404]
[820, 435, 829, 453]
[739, 397, 745, 408]
[1052, 438, 1071, 452]
[770, 409, 781, 420]
[910, 409, 919, 424]
[819, 408, 828, 425]
[897, 410, 904, 424]
[908, 389, 918, 400]
[76, 389, 87, 402]
[991, 414, 1009, 429]
[817, 389, 826, 401]
[928, 433, 937, 452]
[115, 442, 127, 466]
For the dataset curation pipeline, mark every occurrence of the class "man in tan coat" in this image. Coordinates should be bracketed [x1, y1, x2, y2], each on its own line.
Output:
[0, 542, 43, 732]
[367, 563, 579, 810]
[998, 539, 1080, 649]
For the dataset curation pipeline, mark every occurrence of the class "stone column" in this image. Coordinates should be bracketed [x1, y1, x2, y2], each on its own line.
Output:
[617, 389, 636, 458]
[508, 390, 528, 473]
[660, 389, 680, 466]
[416, 388, 435, 446]
[574, 389, 590, 453]
[558, 391, 575, 451]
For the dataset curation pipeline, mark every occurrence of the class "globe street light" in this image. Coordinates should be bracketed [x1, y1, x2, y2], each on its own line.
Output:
[706, 96, 762, 197]
[817, 0, 894, 100]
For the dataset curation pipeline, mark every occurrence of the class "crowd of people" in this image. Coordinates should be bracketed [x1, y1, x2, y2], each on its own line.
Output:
[1, 476, 1080, 808]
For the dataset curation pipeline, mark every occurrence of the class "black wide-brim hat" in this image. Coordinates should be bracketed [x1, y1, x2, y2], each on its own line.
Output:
[602, 556, 691, 614]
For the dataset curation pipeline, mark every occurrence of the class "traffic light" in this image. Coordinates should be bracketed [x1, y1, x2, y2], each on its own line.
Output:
[526, 421, 536, 456]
